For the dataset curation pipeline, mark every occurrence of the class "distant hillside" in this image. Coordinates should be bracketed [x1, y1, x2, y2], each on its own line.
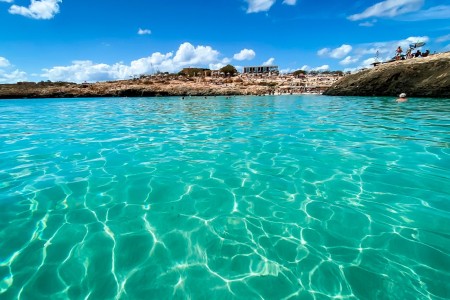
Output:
[324, 52, 450, 98]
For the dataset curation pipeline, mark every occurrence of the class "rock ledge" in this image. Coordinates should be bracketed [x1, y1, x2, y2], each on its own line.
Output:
[324, 52, 450, 98]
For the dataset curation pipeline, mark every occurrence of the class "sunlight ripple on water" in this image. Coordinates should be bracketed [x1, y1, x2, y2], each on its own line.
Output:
[0, 95, 449, 299]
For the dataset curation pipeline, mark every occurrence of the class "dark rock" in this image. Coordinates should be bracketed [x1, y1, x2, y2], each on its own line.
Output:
[324, 52, 450, 98]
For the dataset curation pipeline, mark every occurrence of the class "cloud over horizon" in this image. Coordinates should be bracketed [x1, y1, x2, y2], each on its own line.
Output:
[318, 36, 430, 70]
[0, 69, 28, 83]
[262, 57, 275, 66]
[2, 35, 434, 83]
[41, 42, 230, 82]
[318, 44, 353, 59]
[0, 57, 28, 83]
[233, 49, 256, 61]
[339, 56, 359, 65]
[0, 57, 11, 68]
[313, 65, 329, 72]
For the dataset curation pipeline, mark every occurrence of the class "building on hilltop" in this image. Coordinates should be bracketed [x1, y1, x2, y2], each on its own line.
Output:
[243, 65, 279, 74]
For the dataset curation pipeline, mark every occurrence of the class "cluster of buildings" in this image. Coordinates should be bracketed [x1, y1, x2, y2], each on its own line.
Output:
[240, 65, 343, 94]
[145, 64, 344, 94]
[242, 65, 279, 75]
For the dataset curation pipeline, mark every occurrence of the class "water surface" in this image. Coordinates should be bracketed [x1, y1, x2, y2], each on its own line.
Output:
[1, 95, 449, 299]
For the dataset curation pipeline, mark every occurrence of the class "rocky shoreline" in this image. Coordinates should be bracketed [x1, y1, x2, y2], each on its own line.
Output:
[324, 52, 450, 98]
[4, 52, 448, 100]
[0, 73, 341, 99]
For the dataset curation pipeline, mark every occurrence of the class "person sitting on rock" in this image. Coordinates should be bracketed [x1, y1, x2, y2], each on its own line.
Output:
[405, 48, 413, 59]
[414, 50, 422, 57]
[421, 50, 430, 57]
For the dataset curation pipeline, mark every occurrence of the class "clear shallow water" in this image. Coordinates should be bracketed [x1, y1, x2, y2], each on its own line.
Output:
[0, 95, 449, 299]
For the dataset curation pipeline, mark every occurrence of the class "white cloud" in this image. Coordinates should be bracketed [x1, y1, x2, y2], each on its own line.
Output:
[318, 45, 352, 59]
[344, 57, 380, 72]
[9, 0, 62, 20]
[280, 66, 310, 74]
[283, 0, 296, 5]
[262, 57, 275, 66]
[348, 0, 423, 21]
[344, 57, 386, 73]
[244, 0, 297, 12]
[233, 49, 256, 61]
[128, 52, 175, 74]
[313, 65, 329, 72]
[317, 48, 330, 56]
[405, 5, 450, 20]
[41, 42, 228, 82]
[300, 65, 309, 71]
[361, 57, 377, 68]
[317, 44, 352, 58]
[234, 65, 245, 73]
[357, 47, 384, 55]
[0, 57, 11, 68]
[42, 60, 121, 82]
[279, 68, 294, 74]
[317, 44, 353, 59]
[339, 56, 359, 65]
[338, 36, 430, 68]
[0, 0, 14, 3]
[209, 63, 227, 70]
[320, 39, 413, 70]
[245, 0, 276, 13]
[210, 59, 234, 71]
[0, 69, 27, 83]
[173, 42, 220, 66]
[404, 36, 429, 50]
[222, 57, 232, 64]
[343, 67, 357, 73]
[405, 36, 429, 43]
[330, 44, 352, 59]
[359, 20, 377, 27]
[436, 34, 450, 43]
[0, 56, 27, 83]
[138, 28, 151, 35]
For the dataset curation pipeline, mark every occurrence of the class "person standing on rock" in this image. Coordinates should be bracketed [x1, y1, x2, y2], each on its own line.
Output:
[396, 46, 403, 60]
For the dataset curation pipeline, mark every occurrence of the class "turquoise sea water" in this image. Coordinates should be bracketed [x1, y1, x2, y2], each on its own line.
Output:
[0, 95, 449, 299]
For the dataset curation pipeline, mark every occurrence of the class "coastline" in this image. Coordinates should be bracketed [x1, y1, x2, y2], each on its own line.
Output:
[3, 52, 449, 100]
[0, 73, 340, 99]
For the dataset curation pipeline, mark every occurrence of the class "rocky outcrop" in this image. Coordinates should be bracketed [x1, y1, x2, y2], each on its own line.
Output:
[324, 52, 450, 98]
[0, 78, 276, 99]
[0, 73, 343, 99]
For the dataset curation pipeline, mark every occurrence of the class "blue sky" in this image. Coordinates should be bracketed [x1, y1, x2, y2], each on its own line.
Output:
[0, 0, 449, 83]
